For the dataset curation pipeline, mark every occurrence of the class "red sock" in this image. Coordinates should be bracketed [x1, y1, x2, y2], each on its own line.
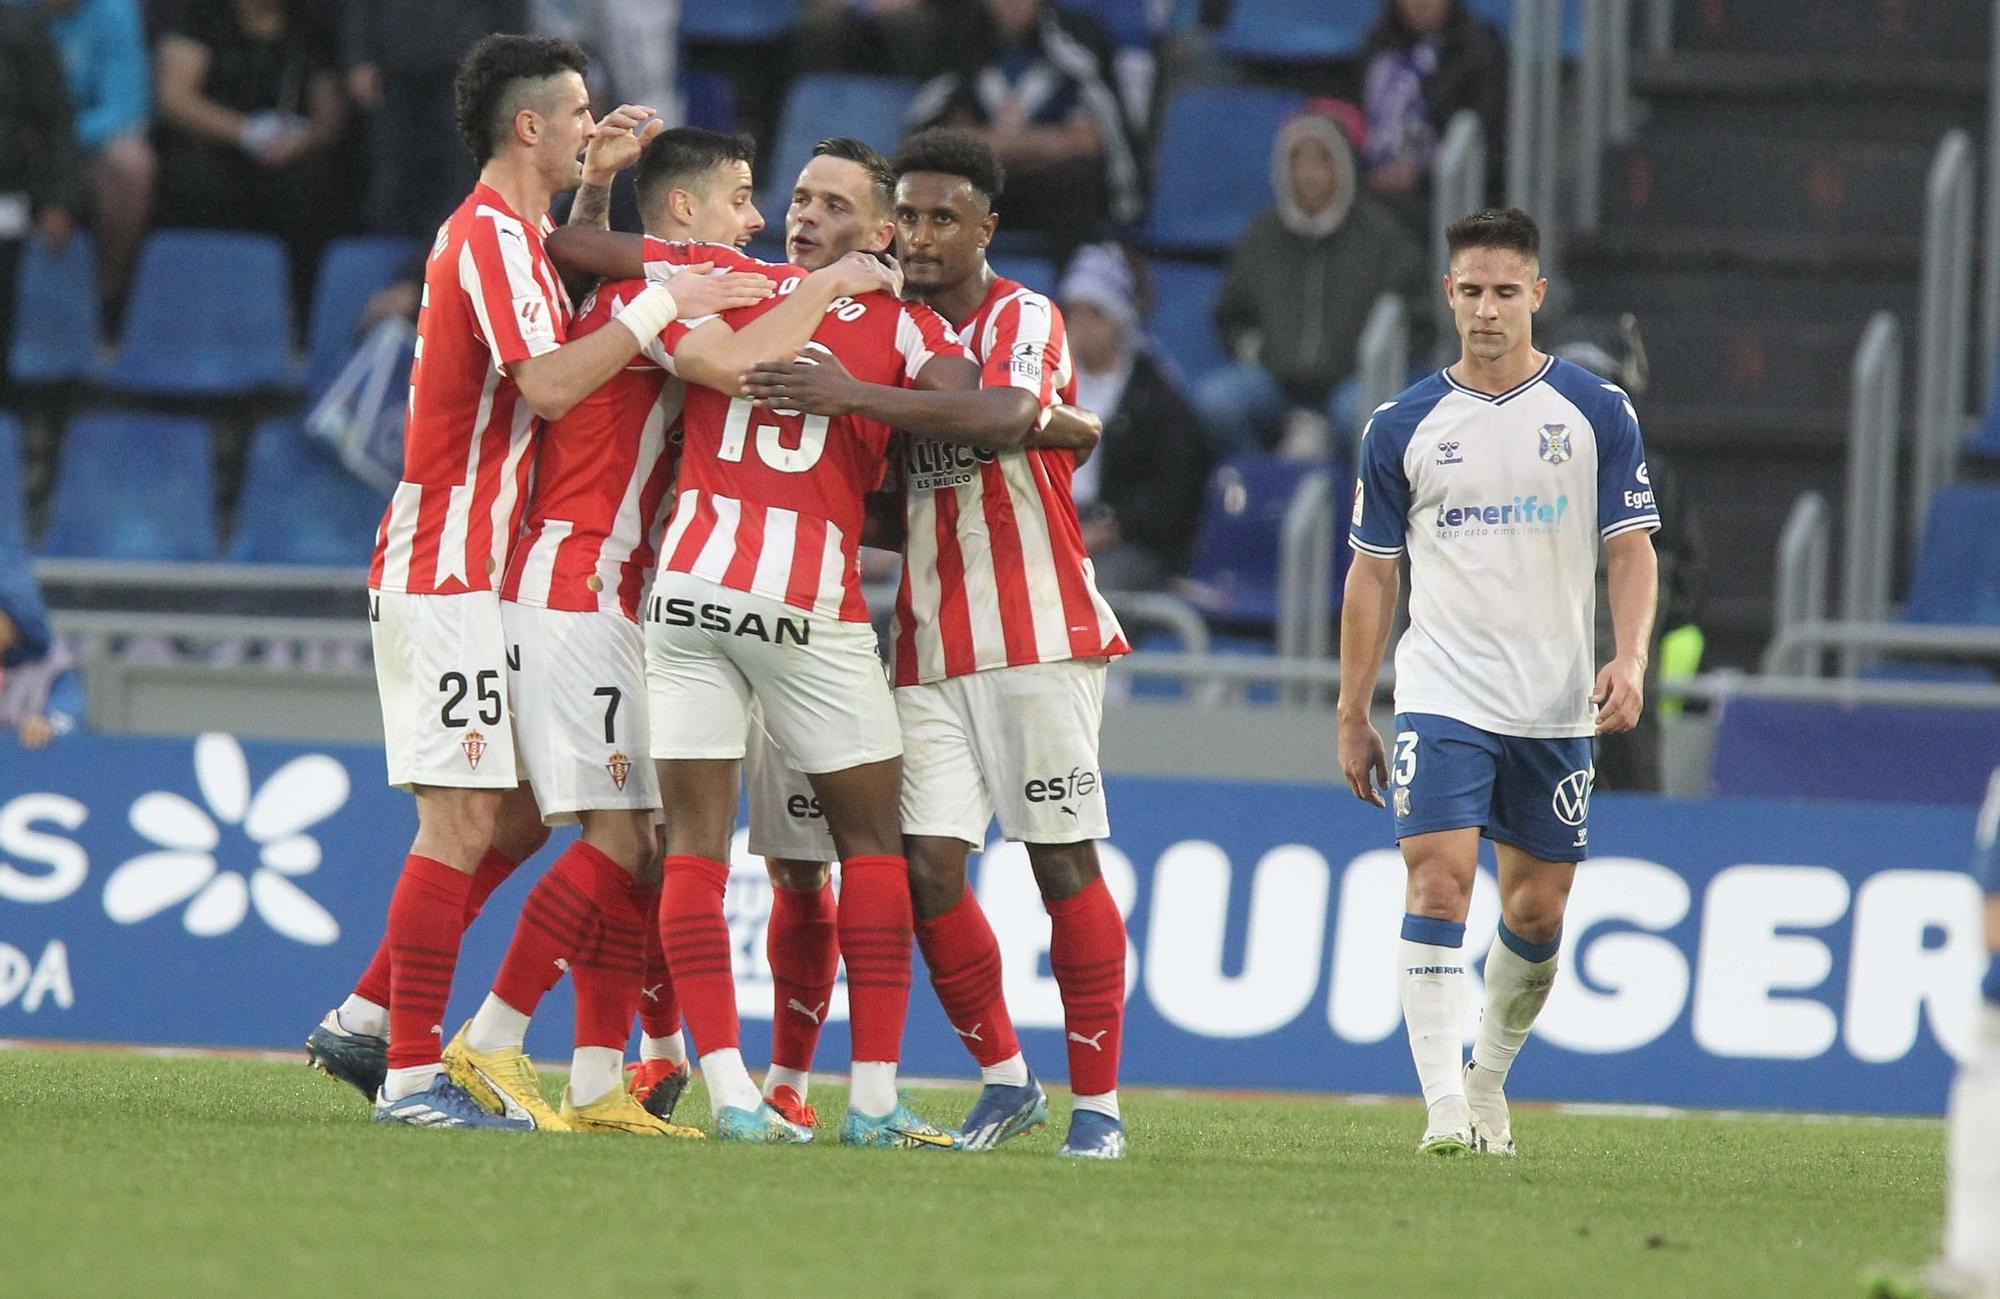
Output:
[353, 846, 524, 1009]
[768, 880, 839, 1071]
[633, 881, 681, 1039]
[384, 854, 473, 1069]
[660, 855, 738, 1053]
[914, 890, 1019, 1068]
[489, 841, 621, 1017]
[837, 855, 912, 1064]
[573, 872, 646, 1050]
[1047, 878, 1126, 1096]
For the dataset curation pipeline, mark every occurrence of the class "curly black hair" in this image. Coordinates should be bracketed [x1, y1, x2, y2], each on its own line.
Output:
[454, 34, 590, 166]
[1445, 207, 1542, 263]
[891, 128, 1005, 211]
[809, 137, 897, 219]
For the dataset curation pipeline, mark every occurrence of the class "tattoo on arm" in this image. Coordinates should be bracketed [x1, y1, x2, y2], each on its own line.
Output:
[568, 183, 611, 230]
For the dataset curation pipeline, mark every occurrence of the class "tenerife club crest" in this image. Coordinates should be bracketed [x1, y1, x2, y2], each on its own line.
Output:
[1538, 424, 1573, 465]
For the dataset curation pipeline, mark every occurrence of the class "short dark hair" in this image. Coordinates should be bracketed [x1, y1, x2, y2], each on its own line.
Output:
[891, 128, 1005, 210]
[454, 34, 590, 166]
[636, 127, 757, 215]
[809, 137, 896, 217]
[1445, 207, 1541, 263]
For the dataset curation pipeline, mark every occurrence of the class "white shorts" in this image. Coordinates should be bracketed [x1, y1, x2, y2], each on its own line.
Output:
[370, 589, 519, 791]
[898, 658, 1109, 848]
[744, 703, 838, 862]
[502, 602, 663, 824]
[644, 571, 901, 774]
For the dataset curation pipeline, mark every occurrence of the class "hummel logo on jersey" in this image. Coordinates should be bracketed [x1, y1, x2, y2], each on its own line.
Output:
[787, 998, 826, 1025]
[651, 596, 810, 646]
[1436, 440, 1464, 465]
[1067, 1029, 1109, 1052]
[954, 1023, 985, 1042]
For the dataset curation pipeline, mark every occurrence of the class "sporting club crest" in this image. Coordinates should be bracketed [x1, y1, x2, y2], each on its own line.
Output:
[462, 731, 487, 770]
[1538, 424, 1573, 465]
[606, 752, 631, 791]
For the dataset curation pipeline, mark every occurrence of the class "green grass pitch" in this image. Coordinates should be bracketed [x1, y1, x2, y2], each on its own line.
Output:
[0, 1046, 1946, 1298]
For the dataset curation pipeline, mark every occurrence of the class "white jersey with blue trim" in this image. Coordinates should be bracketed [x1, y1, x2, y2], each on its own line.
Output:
[1350, 354, 1661, 738]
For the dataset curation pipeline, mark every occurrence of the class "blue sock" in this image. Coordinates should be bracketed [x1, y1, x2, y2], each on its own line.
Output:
[1497, 920, 1561, 965]
[1401, 913, 1465, 948]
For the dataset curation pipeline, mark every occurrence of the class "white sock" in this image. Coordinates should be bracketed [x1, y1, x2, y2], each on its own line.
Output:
[981, 1051, 1030, 1089]
[640, 1031, 687, 1067]
[381, 1063, 440, 1101]
[463, 994, 531, 1054]
[763, 1064, 809, 1100]
[1072, 1090, 1120, 1121]
[569, 1046, 626, 1108]
[699, 1047, 762, 1117]
[336, 995, 387, 1039]
[849, 1061, 899, 1117]
[1471, 924, 1561, 1084]
[1944, 1002, 2000, 1288]
[1397, 920, 1469, 1126]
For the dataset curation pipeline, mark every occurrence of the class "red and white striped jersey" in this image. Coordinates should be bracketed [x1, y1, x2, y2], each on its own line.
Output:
[657, 264, 971, 623]
[892, 276, 1128, 686]
[501, 279, 684, 622]
[370, 184, 571, 596]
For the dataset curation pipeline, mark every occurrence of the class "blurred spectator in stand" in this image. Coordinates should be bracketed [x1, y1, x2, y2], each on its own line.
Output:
[0, 3, 80, 400]
[0, 550, 84, 749]
[1196, 100, 1426, 460]
[796, 0, 952, 77]
[151, 0, 344, 317]
[532, 0, 679, 121]
[908, 0, 1139, 263]
[16, 0, 153, 330]
[1359, 0, 1506, 232]
[1060, 242, 1210, 590]
[342, 0, 523, 238]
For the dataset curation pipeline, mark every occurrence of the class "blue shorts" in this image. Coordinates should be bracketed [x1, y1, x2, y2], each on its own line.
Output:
[1388, 712, 1595, 863]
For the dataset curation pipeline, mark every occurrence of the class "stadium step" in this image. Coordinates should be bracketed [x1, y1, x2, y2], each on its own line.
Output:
[1632, 55, 1985, 143]
[1669, 0, 1989, 63]
[1623, 313, 1869, 440]
[1599, 135, 1930, 242]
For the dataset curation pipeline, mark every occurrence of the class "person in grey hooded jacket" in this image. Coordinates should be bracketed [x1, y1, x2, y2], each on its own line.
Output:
[1193, 100, 1428, 459]
[0, 548, 83, 749]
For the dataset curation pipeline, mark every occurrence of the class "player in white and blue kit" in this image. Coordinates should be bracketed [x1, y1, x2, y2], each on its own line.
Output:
[1337, 209, 1660, 1156]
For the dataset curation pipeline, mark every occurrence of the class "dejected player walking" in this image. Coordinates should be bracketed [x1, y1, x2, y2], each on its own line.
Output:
[1338, 208, 1660, 1156]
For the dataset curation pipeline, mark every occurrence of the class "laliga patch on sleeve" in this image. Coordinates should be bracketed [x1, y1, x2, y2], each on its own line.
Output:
[513, 294, 557, 350]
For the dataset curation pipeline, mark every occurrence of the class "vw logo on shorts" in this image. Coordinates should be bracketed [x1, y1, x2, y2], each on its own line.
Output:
[1552, 768, 1593, 826]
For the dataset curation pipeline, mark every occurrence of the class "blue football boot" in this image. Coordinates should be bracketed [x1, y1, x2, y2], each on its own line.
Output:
[372, 1075, 533, 1130]
[840, 1099, 959, 1150]
[956, 1074, 1049, 1151]
[714, 1102, 813, 1144]
[1057, 1109, 1127, 1160]
[306, 1010, 387, 1102]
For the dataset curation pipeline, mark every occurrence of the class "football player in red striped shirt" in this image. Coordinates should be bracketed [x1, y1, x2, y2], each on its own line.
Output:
[306, 35, 770, 1131]
[741, 129, 1132, 1158]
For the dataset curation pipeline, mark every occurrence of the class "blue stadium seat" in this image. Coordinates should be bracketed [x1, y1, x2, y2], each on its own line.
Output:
[1141, 88, 1302, 253]
[757, 74, 917, 217]
[1146, 260, 1227, 387]
[228, 419, 388, 566]
[102, 231, 295, 396]
[41, 411, 217, 561]
[991, 255, 1057, 297]
[1056, 0, 1156, 47]
[1214, 0, 1374, 62]
[11, 234, 101, 384]
[1464, 0, 1584, 55]
[682, 0, 800, 43]
[1181, 454, 1328, 629]
[1902, 483, 2000, 625]
[306, 237, 423, 397]
[0, 413, 24, 550]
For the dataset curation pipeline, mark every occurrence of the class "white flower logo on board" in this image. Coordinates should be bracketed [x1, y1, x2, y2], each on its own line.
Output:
[101, 733, 347, 945]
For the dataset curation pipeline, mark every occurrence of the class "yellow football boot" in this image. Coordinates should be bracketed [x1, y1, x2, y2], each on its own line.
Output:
[561, 1084, 706, 1138]
[441, 1022, 571, 1132]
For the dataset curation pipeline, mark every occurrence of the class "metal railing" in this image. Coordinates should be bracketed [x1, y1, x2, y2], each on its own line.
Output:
[1914, 129, 1976, 548]
[1759, 622, 2000, 680]
[1983, 0, 2000, 394]
[1646, 0, 1673, 55]
[1353, 293, 1409, 457]
[1843, 311, 1901, 675]
[1770, 492, 1829, 677]
[1276, 467, 1335, 703]
[1431, 111, 1484, 337]
[1575, 0, 1637, 233]
[1506, 0, 1562, 224]
[1665, 667, 2000, 711]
